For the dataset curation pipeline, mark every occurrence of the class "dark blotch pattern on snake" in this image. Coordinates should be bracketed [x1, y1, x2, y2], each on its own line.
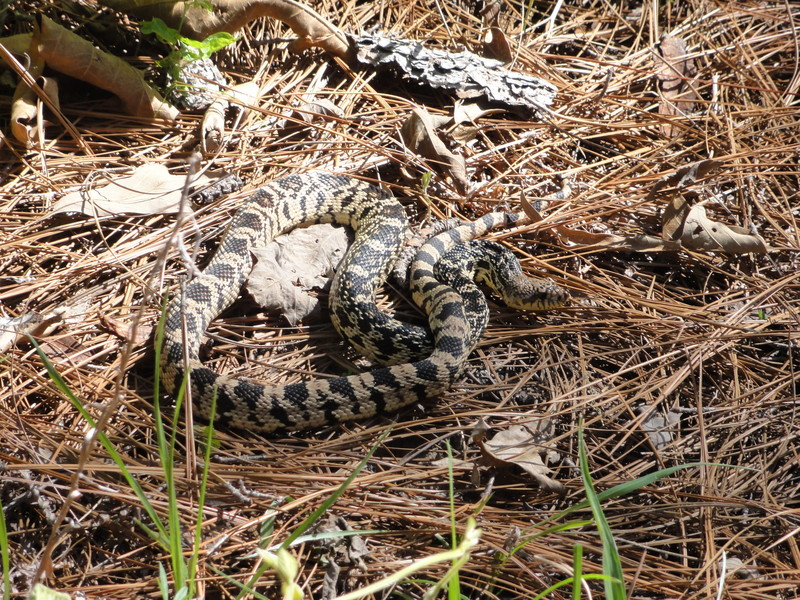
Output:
[160, 173, 568, 432]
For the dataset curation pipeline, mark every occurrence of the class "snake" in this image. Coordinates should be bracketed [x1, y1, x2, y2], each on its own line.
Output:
[160, 172, 568, 432]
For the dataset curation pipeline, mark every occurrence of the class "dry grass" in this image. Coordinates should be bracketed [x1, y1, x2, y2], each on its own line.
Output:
[2, 0, 799, 598]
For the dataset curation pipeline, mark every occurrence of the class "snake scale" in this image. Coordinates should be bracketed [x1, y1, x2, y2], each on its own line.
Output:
[160, 173, 568, 432]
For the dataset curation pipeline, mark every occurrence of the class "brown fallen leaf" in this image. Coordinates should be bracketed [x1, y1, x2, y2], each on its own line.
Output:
[202, 80, 263, 154]
[656, 162, 767, 252]
[34, 15, 178, 122]
[722, 556, 760, 580]
[401, 107, 468, 194]
[646, 159, 722, 203]
[449, 101, 502, 143]
[479, 0, 502, 27]
[10, 76, 57, 148]
[247, 223, 350, 324]
[483, 26, 513, 63]
[635, 405, 681, 451]
[521, 161, 765, 254]
[101, 316, 152, 346]
[5, 32, 47, 147]
[0, 311, 62, 354]
[475, 420, 565, 494]
[52, 164, 210, 217]
[682, 203, 768, 253]
[656, 35, 699, 138]
[552, 226, 678, 252]
[661, 194, 692, 243]
[296, 98, 345, 122]
[0, 300, 93, 353]
[0, 32, 32, 55]
[520, 192, 681, 252]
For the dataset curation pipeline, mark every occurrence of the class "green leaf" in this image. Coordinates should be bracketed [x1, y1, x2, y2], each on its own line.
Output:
[200, 32, 237, 56]
[141, 18, 182, 46]
[27, 584, 70, 600]
[141, 17, 236, 61]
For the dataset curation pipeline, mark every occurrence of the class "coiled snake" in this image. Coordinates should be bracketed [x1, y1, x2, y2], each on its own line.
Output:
[160, 173, 568, 432]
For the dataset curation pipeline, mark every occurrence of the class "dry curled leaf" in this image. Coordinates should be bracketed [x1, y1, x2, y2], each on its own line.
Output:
[647, 159, 722, 202]
[6, 33, 48, 146]
[401, 107, 468, 194]
[525, 161, 764, 254]
[476, 421, 565, 494]
[723, 557, 760, 580]
[11, 76, 57, 147]
[483, 26, 513, 63]
[296, 97, 345, 122]
[520, 190, 680, 252]
[682, 203, 767, 253]
[0, 311, 61, 353]
[480, 0, 502, 27]
[102, 316, 152, 346]
[247, 223, 350, 324]
[34, 15, 178, 121]
[201, 80, 262, 154]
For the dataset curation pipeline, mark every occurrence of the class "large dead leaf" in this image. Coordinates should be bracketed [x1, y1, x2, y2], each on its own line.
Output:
[0, 36, 89, 151]
[0, 311, 62, 354]
[33, 15, 178, 122]
[0, 300, 92, 354]
[401, 107, 468, 194]
[52, 164, 210, 217]
[655, 161, 767, 252]
[474, 420, 565, 494]
[4, 34, 46, 147]
[247, 223, 350, 324]
[483, 26, 513, 63]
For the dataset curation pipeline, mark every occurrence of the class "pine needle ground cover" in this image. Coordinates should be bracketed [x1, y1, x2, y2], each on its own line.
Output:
[1, 1, 799, 598]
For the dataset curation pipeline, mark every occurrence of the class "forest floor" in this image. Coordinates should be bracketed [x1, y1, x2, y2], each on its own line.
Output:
[1, 0, 799, 598]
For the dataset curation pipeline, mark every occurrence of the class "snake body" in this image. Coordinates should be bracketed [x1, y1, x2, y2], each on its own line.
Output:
[161, 173, 567, 432]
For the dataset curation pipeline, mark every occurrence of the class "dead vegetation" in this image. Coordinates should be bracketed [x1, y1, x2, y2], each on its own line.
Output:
[1, 0, 799, 598]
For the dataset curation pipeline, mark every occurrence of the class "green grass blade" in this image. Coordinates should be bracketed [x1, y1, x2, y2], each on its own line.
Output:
[445, 440, 460, 600]
[152, 302, 190, 595]
[189, 391, 217, 595]
[278, 426, 392, 550]
[234, 427, 394, 600]
[157, 562, 170, 600]
[30, 337, 168, 544]
[572, 544, 583, 600]
[524, 460, 744, 539]
[578, 422, 626, 599]
[0, 495, 10, 600]
[530, 574, 613, 600]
